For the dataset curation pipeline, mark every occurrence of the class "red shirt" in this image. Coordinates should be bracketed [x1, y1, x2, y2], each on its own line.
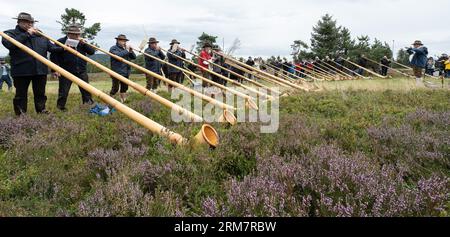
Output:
[198, 50, 212, 70]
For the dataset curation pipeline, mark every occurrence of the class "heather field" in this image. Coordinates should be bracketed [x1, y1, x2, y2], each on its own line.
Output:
[0, 76, 449, 217]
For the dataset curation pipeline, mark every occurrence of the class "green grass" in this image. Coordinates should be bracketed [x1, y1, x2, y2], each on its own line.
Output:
[0, 75, 448, 217]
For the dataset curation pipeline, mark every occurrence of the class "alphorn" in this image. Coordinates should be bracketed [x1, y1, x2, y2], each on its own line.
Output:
[320, 60, 355, 79]
[83, 42, 237, 125]
[264, 62, 312, 82]
[225, 61, 292, 89]
[300, 64, 334, 81]
[277, 63, 324, 82]
[177, 48, 281, 95]
[0, 31, 221, 147]
[262, 62, 322, 93]
[362, 57, 413, 78]
[341, 58, 387, 79]
[333, 60, 369, 79]
[37, 32, 204, 123]
[315, 60, 348, 80]
[159, 48, 273, 100]
[282, 64, 324, 81]
[133, 48, 259, 110]
[391, 60, 439, 79]
[217, 52, 309, 91]
[311, 62, 338, 79]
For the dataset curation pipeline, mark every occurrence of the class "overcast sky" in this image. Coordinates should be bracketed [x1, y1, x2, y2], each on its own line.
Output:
[0, 0, 448, 59]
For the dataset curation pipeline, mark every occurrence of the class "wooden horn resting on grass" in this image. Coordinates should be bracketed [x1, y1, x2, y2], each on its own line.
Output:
[362, 56, 413, 78]
[341, 57, 387, 79]
[83, 42, 237, 126]
[133, 48, 259, 111]
[38, 32, 203, 123]
[176, 48, 281, 96]
[0, 31, 196, 146]
[216, 51, 309, 91]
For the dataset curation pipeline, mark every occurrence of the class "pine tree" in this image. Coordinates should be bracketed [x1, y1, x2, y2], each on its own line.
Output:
[310, 14, 341, 59]
[397, 49, 410, 66]
[195, 32, 219, 53]
[57, 8, 101, 41]
[337, 27, 354, 56]
[370, 39, 393, 60]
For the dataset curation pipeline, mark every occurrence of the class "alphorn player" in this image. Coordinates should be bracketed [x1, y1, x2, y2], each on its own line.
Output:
[50, 24, 96, 111]
[380, 56, 391, 77]
[166, 39, 186, 92]
[2, 12, 64, 116]
[407, 40, 428, 85]
[356, 54, 368, 77]
[144, 37, 166, 91]
[109, 34, 136, 103]
[198, 42, 213, 87]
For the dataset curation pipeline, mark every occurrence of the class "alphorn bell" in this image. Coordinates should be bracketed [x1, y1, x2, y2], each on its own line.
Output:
[133, 48, 259, 111]
[193, 124, 219, 149]
[37, 32, 204, 123]
[83, 42, 237, 126]
[0, 31, 223, 147]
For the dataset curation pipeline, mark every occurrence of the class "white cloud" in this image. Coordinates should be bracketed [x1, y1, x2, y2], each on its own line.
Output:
[0, 0, 448, 58]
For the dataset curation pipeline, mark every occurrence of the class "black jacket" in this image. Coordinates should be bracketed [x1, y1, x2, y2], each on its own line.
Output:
[144, 47, 166, 74]
[357, 58, 368, 67]
[50, 36, 96, 74]
[2, 25, 64, 77]
[166, 49, 185, 74]
[109, 44, 136, 77]
[381, 58, 391, 67]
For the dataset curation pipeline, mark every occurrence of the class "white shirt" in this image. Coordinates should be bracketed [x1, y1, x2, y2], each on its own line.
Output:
[1, 65, 7, 76]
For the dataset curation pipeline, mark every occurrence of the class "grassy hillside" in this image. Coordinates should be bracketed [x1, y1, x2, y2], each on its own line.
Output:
[0, 76, 448, 217]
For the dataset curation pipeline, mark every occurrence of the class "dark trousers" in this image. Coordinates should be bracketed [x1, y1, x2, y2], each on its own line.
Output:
[57, 72, 93, 110]
[201, 71, 211, 87]
[110, 76, 129, 95]
[413, 67, 423, 78]
[168, 72, 183, 92]
[13, 75, 47, 116]
[146, 74, 161, 90]
[381, 67, 388, 76]
[0, 75, 13, 90]
[168, 72, 184, 84]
